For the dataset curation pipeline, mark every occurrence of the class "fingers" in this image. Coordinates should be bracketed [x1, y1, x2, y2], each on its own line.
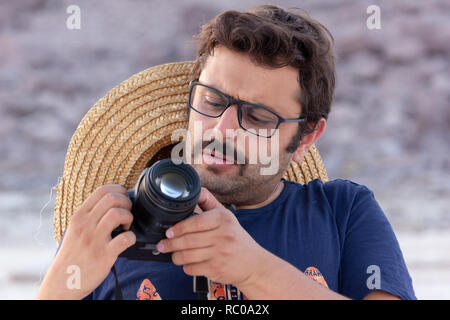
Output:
[97, 207, 134, 238]
[182, 261, 211, 277]
[89, 192, 132, 225]
[158, 229, 216, 253]
[197, 187, 224, 212]
[76, 185, 129, 215]
[166, 208, 222, 238]
[108, 230, 136, 257]
[194, 204, 204, 214]
[171, 247, 213, 266]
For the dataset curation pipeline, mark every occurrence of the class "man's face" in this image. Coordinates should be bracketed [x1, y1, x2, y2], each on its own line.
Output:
[188, 46, 304, 206]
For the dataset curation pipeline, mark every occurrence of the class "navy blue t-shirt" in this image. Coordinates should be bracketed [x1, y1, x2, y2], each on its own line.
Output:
[83, 178, 416, 300]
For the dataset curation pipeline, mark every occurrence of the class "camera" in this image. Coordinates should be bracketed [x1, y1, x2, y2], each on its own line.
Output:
[112, 158, 201, 262]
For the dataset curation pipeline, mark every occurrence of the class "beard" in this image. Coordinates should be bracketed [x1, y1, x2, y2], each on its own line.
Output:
[191, 137, 293, 207]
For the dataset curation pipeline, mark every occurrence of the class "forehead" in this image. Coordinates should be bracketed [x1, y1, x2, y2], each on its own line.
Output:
[198, 46, 302, 116]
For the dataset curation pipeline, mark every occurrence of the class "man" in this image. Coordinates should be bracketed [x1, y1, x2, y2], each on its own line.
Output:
[37, 5, 415, 300]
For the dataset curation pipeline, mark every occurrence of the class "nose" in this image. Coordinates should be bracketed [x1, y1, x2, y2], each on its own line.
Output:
[212, 104, 241, 137]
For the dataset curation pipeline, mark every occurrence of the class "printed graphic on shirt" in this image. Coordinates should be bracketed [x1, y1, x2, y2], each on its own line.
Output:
[208, 281, 247, 300]
[304, 266, 329, 288]
[207, 267, 327, 299]
[136, 279, 162, 300]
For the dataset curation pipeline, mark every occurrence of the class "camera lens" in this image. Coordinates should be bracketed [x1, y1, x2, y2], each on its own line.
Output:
[131, 159, 201, 243]
[156, 172, 190, 199]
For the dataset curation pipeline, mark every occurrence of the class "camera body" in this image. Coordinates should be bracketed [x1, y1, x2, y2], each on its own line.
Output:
[112, 159, 201, 262]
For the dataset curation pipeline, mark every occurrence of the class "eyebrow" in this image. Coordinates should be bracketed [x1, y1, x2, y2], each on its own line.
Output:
[248, 99, 278, 114]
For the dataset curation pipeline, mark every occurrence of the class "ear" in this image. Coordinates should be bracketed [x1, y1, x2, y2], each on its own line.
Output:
[292, 118, 327, 163]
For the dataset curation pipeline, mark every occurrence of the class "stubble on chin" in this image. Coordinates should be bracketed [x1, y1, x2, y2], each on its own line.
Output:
[193, 162, 282, 207]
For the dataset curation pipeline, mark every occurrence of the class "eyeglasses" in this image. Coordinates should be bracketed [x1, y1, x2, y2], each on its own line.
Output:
[188, 81, 307, 138]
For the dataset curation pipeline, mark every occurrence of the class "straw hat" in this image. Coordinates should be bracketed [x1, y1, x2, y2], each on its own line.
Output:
[53, 61, 328, 243]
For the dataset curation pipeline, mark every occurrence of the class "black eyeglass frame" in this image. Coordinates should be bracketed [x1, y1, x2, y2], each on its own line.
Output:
[188, 80, 307, 138]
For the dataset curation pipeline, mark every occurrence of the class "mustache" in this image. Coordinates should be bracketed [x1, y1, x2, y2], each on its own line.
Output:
[195, 139, 247, 163]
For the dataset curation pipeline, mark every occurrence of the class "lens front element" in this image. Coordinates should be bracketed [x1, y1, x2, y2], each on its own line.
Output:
[157, 172, 190, 199]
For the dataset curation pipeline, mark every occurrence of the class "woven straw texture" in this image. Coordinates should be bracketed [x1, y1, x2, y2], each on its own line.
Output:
[53, 61, 328, 243]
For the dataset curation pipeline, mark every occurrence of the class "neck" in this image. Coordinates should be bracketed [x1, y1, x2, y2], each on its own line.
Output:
[234, 180, 285, 210]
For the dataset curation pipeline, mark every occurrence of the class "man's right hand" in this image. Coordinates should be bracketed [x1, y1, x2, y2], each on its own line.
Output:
[36, 184, 136, 300]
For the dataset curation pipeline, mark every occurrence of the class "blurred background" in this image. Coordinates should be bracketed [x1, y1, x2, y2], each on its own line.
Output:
[0, 0, 449, 299]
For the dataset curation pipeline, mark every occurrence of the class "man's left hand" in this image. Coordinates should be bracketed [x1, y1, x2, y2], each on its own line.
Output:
[156, 187, 269, 288]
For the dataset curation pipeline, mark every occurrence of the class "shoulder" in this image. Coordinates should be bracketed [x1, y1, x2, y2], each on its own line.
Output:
[322, 178, 374, 204]
[316, 178, 372, 194]
[284, 178, 373, 204]
[284, 178, 379, 223]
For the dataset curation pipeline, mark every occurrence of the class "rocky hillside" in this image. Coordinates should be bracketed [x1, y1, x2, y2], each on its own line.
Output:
[1, 1, 449, 229]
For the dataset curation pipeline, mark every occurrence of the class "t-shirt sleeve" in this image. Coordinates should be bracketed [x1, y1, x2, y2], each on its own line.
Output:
[335, 181, 416, 300]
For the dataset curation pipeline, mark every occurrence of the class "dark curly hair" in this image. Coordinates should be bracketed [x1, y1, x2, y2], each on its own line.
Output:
[190, 5, 336, 152]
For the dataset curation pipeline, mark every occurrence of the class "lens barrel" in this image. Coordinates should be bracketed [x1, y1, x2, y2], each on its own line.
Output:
[130, 159, 201, 243]
[112, 159, 202, 261]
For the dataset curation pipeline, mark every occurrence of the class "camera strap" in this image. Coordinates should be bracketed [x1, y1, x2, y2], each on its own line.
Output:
[193, 276, 209, 300]
[111, 265, 123, 300]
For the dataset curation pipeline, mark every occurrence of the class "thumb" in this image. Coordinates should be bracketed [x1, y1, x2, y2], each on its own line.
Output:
[197, 187, 224, 212]
[194, 204, 204, 214]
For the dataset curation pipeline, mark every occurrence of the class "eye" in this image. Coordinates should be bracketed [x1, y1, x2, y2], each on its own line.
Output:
[202, 96, 225, 107]
[248, 114, 270, 123]
[205, 99, 224, 107]
[246, 109, 273, 123]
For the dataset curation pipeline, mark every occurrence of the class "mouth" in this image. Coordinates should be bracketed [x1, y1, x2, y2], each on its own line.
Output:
[203, 149, 237, 167]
